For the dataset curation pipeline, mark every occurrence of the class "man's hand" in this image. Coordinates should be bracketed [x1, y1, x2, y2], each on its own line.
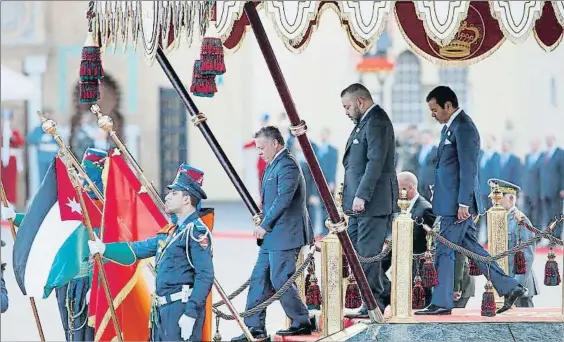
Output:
[87, 236, 106, 256]
[352, 197, 365, 212]
[254, 226, 267, 239]
[454, 291, 462, 301]
[178, 314, 196, 341]
[457, 206, 470, 222]
[560, 190, 564, 198]
[1, 206, 15, 221]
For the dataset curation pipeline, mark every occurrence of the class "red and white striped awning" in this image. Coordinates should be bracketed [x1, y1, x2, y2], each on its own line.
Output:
[93, 1, 563, 65]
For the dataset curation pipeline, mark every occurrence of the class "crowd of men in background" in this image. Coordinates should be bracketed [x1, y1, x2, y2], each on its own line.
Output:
[395, 125, 564, 243]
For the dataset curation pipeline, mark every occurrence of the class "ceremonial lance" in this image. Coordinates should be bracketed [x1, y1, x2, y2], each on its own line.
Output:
[0, 182, 46, 341]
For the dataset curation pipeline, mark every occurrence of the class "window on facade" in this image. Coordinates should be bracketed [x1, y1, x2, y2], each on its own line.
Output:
[439, 67, 469, 111]
[391, 51, 422, 124]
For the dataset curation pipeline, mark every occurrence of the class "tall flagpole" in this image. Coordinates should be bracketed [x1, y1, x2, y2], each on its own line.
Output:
[66, 166, 123, 342]
[0, 182, 46, 341]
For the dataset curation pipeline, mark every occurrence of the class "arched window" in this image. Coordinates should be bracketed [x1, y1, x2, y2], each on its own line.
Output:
[391, 51, 422, 124]
[439, 67, 469, 111]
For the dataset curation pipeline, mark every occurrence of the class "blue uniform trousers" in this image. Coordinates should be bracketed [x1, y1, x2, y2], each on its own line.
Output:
[151, 301, 205, 341]
[244, 248, 310, 330]
[431, 217, 519, 309]
[55, 278, 94, 341]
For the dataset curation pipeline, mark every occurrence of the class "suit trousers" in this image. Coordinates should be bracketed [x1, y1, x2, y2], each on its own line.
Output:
[515, 297, 534, 308]
[347, 215, 391, 311]
[151, 301, 205, 341]
[244, 248, 310, 330]
[524, 196, 542, 228]
[431, 216, 519, 309]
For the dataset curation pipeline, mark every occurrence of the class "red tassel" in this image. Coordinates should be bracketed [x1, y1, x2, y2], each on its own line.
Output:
[412, 276, 426, 309]
[342, 254, 350, 279]
[199, 37, 226, 76]
[190, 60, 217, 98]
[469, 258, 482, 276]
[344, 274, 362, 309]
[305, 274, 322, 310]
[514, 250, 527, 275]
[421, 252, 438, 288]
[480, 280, 496, 317]
[79, 80, 100, 104]
[544, 248, 561, 286]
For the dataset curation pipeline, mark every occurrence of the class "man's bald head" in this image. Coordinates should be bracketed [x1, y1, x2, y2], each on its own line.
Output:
[397, 171, 419, 199]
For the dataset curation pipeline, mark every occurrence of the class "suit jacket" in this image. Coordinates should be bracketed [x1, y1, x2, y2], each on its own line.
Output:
[260, 149, 314, 251]
[522, 152, 544, 202]
[478, 150, 501, 198]
[342, 105, 398, 216]
[318, 144, 338, 190]
[499, 154, 522, 187]
[433, 111, 482, 217]
[414, 145, 438, 200]
[539, 148, 564, 200]
[410, 196, 436, 255]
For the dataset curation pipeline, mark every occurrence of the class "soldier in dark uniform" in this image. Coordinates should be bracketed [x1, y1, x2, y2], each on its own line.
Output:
[1, 240, 8, 314]
[88, 164, 214, 341]
[489, 178, 539, 307]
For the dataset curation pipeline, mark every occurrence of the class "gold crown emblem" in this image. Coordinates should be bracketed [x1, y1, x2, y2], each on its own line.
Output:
[439, 21, 480, 58]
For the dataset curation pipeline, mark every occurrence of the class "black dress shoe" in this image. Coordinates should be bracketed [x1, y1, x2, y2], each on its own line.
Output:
[497, 285, 527, 314]
[276, 324, 313, 336]
[414, 304, 452, 315]
[231, 327, 268, 341]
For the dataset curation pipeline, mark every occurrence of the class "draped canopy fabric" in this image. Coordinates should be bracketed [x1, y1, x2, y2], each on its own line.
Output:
[93, 1, 563, 66]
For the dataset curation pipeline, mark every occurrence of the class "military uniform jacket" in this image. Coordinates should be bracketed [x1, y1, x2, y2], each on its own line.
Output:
[105, 211, 214, 318]
[507, 207, 538, 297]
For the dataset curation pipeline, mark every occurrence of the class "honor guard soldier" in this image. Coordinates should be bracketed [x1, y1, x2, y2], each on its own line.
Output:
[88, 163, 214, 341]
[0, 148, 108, 339]
[1, 240, 8, 313]
[489, 178, 539, 307]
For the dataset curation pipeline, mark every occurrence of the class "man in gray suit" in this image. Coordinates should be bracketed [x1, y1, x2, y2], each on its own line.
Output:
[232, 126, 313, 341]
[415, 86, 525, 316]
[340, 83, 398, 316]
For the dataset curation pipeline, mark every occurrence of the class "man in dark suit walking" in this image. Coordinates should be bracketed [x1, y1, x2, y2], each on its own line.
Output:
[522, 138, 544, 227]
[415, 86, 526, 316]
[340, 83, 398, 315]
[232, 126, 313, 341]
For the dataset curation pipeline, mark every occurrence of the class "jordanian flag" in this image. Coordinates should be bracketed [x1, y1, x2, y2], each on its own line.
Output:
[13, 157, 101, 298]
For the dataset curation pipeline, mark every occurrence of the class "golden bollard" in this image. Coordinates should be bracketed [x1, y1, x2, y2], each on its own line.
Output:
[486, 180, 509, 308]
[389, 189, 415, 322]
[321, 231, 344, 336]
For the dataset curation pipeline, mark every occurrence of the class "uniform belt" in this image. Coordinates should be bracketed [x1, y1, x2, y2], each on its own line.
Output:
[155, 286, 193, 306]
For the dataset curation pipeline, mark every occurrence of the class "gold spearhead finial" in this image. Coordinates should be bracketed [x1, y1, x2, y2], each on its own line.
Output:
[37, 110, 57, 135]
[90, 105, 114, 132]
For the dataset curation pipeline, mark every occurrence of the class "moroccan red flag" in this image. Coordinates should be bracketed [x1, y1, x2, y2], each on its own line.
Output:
[89, 152, 168, 341]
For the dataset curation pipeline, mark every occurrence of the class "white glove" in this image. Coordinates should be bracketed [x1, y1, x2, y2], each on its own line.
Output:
[87, 236, 106, 256]
[1, 205, 16, 221]
[85, 289, 91, 305]
[178, 314, 196, 341]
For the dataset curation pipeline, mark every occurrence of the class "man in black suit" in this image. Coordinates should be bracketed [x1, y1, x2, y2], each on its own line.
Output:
[415, 86, 525, 316]
[413, 130, 438, 201]
[381, 171, 435, 307]
[340, 83, 398, 315]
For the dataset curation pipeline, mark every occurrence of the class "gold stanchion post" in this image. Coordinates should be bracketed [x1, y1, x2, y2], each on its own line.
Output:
[486, 181, 508, 308]
[389, 189, 414, 322]
[321, 233, 343, 336]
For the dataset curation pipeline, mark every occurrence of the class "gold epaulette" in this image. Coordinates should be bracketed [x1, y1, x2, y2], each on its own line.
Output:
[157, 223, 176, 235]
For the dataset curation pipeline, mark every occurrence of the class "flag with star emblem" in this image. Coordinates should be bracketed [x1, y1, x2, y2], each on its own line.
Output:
[12, 156, 102, 298]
